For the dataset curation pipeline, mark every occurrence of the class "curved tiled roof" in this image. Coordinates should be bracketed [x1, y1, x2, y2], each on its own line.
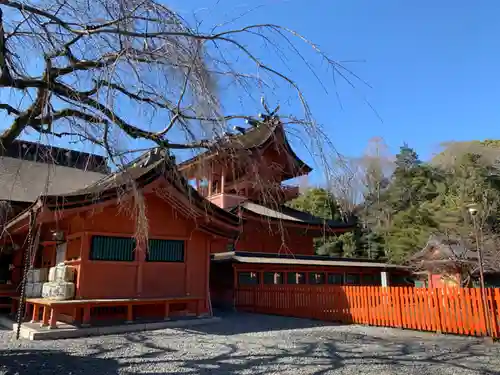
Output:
[231, 201, 353, 231]
[5, 149, 241, 237]
[178, 117, 312, 175]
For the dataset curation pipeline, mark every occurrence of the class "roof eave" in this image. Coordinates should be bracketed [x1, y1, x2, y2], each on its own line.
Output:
[238, 206, 353, 232]
[211, 252, 408, 270]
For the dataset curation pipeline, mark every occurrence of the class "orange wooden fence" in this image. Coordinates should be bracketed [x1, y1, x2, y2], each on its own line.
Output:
[235, 286, 500, 338]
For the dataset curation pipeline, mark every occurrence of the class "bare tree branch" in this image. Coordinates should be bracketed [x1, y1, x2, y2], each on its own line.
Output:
[0, 0, 364, 160]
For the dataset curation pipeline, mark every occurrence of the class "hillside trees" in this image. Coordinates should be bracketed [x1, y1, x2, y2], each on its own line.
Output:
[291, 140, 500, 264]
[365, 142, 500, 263]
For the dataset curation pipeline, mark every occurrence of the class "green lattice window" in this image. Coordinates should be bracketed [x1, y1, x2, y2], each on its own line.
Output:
[345, 273, 361, 285]
[361, 273, 380, 286]
[146, 239, 185, 262]
[263, 272, 284, 285]
[308, 272, 326, 285]
[327, 273, 344, 285]
[287, 272, 306, 285]
[238, 271, 260, 286]
[90, 236, 135, 261]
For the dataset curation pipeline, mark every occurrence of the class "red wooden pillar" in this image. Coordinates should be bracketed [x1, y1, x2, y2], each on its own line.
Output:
[82, 304, 91, 327]
[126, 304, 133, 323]
[195, 300, 201, 317]
[164, 302, 170, 320]
[77, 232, 91, 298]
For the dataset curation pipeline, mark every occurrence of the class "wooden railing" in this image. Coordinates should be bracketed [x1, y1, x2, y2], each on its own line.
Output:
[235, 285, 500, 338]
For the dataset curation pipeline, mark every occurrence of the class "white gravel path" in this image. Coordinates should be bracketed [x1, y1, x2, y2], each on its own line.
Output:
[1, 312, 499, 374]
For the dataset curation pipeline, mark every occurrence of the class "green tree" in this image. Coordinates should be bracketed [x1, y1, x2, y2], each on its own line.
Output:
[394, 143, 421, 173]
[288, 188, 340, 221]
[288, 188, 362, 257]
[362, 144, 444, 262]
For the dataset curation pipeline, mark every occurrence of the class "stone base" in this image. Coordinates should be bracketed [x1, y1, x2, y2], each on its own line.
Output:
[0, 314, 221, 341]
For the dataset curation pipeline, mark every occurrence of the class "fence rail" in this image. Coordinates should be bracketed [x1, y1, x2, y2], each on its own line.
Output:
[235, 286, 500, 338]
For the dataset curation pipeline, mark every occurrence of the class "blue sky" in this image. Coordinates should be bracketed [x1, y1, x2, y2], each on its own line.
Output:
[167, 0, 500, 181]
[4, 0, 500, 183]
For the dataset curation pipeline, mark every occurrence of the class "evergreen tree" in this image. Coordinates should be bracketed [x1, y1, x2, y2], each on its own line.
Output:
[288, 188, 364, 257]
[394, 143, 421, 173]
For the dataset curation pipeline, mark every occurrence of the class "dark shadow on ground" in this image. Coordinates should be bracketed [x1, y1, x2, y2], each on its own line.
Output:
[114, 328, 500, 374]
[0, 349, 120, 375]
[2, 314, 499, 374]
[186, 310, 342, 335]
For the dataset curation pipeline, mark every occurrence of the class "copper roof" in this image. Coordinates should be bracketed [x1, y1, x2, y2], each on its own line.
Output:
[4, 149, 241, 237]
[409, 235, 478, 263]
[212, 251, 408, 269]
[0, 156, 106, 203]
[179, 118, 312, 175]
[233, 201, 353, 229]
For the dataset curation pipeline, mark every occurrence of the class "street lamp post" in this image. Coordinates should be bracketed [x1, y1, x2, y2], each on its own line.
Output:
[467, 203, 492, 338]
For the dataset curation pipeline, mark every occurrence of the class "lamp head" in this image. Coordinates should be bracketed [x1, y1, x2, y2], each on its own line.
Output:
[467, 203, 479, 216]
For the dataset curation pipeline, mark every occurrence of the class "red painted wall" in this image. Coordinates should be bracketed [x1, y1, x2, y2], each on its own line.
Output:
[428, 272, 461, 288]
[26, 189, 217, 314]
[234, 220, 315, 255]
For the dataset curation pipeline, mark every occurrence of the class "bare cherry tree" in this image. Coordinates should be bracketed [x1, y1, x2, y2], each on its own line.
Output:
[0, 0, 356, 166]
[327, 137, 394, 219]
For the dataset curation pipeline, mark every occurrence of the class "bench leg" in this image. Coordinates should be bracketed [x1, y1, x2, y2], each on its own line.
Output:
[41, 306, 50, 327]
[31, 304, 40, 323]
[126, 304, 133, 324]
[48, 308, 57, 329]
[82, 305, 91, 327]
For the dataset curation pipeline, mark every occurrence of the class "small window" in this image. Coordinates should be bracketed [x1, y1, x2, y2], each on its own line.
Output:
[327, 273, 344, 285]
[264, 272, 284, 285]
[287, 272, 306, 285]
[238, 272, 260, 286]
[147, 239, 184, 262]
[345, 273, 361, 285]
[361, 273, 379, 286]
[90, 236, 135, 261]
[308, 272, 325, 285]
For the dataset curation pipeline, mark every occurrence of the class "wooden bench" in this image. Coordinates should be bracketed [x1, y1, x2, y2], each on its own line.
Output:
[13, 296, 204, 329]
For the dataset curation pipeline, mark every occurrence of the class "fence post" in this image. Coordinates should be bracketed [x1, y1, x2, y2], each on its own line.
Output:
[431, 287, 442, 334]
[487, 289, 498, 339]
[494, 289, 500, 339]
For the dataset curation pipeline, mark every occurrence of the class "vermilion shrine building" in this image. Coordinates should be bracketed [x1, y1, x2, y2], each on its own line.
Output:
[179, 115, 409, 309]
[0, 116, 409, 330]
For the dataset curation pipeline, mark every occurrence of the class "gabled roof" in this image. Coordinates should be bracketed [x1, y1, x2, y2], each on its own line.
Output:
[1, 139, 108, 173]
[0, 156, 106, 203]
[410, 235, 478, 263]
[408, 235, 486, 273]
[5, 149, 241, 238]
[231, 201, 353, 232]
[178, 117, 312, 176]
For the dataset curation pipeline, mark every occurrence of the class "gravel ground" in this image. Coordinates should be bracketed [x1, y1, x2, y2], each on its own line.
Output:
[1, 312, 499, 375]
